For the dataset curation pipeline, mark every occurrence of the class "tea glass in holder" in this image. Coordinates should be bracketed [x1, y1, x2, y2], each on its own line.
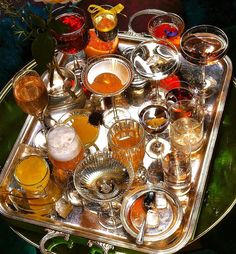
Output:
[169, 100, 205, 153]
[13, 155, 61, 215]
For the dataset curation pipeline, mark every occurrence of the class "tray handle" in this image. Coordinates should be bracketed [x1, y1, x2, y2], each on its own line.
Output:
[39, 229, 72, 254]
[87, 240, 114, 254]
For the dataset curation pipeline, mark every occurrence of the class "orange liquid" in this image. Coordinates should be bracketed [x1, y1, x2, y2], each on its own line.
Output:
[91, 72, 123, 94]
[111, 130, 145, 172]
[14, 155, 50, 193]
[49, 148, 84, 172]
[95, 16, 117, 32]
[13, 74, 48, 117]
[64, 114, 99, 147]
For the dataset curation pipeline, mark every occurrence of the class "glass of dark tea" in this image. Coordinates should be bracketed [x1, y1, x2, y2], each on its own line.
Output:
[180, 25, 228, 98]
[51, 5, 89, 71]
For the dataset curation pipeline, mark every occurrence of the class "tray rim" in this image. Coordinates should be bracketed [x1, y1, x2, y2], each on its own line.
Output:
[0, 32, 233, 254]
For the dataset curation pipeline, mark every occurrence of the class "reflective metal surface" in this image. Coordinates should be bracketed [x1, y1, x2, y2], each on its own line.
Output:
[0, 32, 233, 254]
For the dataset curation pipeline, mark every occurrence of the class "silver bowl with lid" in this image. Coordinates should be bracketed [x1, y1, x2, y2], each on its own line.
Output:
[120, 185, 183, 243]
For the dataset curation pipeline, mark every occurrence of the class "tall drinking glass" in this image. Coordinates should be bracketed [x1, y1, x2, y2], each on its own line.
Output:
[13, 69, 48, 148]
[107, 119, 145, 182]
[46, 123, 84, 184]
[180, 25, 228, 98]
[169, 100, 204, 153]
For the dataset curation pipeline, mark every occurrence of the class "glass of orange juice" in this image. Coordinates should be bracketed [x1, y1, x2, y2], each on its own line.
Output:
[107, 119, 145, 175]
[59, 109, 99, 149]
[14, 155, 50, 193]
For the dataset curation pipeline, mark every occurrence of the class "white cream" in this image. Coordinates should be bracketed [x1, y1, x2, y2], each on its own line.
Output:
[47, 125, 80, 162]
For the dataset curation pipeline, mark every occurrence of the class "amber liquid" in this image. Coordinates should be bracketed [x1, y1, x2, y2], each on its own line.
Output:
[91, 72, 123, 95]
[64, 114, 99, 147]
[13, 74, 48, 117]
[110, 130, 145, 172]
[181, 32, 227, 64]
[49, 148, 84, 172]
[93, 15, 118, 41]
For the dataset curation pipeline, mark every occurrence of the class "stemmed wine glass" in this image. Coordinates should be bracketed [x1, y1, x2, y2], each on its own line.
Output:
[148, 12, 185, 48]
[74, 151, 133, 229]
[180, 25, 228, 98]
[13, 69, 48, 148]
[131, 39, 179, 158]
[81, 54, 134, 128]
[51, 4, 89, 73]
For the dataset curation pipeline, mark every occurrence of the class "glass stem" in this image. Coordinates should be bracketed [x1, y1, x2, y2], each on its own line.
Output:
[112, 96, 119, 121]
[152, 80, 161, 101]
[201, 65, 206, 85]
[37, 113, 47, 134]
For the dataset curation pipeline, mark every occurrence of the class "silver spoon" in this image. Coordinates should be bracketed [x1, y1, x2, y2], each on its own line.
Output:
[136, 191, 156, 245]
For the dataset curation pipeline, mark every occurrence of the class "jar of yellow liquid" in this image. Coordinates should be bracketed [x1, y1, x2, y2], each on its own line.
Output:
[59, 109, 100, 148]
[14, 155, 50, 193]
[14, 155, 61, 215]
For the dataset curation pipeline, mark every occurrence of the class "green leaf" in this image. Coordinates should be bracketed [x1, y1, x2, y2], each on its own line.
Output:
[48, 19, 70, 34]
[31, 32, 55, 67]
[30, 14, 46, 29]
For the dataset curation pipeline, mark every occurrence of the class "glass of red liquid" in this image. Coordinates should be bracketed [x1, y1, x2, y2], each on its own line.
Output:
[51, 5, 89, 71]
[148, 12, 185, 48]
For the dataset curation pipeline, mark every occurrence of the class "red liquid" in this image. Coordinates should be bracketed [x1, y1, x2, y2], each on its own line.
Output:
[151, 23, 180, 46]
[55, 13, 89, 54]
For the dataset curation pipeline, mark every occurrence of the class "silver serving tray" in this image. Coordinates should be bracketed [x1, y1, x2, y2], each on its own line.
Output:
[0, 31, 232, 254]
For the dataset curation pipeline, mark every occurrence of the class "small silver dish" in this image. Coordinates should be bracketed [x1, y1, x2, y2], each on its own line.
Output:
[120, 185, 183, 243]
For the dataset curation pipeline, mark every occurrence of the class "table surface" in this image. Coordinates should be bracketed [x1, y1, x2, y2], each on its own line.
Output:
[0, 1, 236, 253]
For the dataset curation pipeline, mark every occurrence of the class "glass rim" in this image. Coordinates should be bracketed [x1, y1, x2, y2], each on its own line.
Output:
[14, 155, 49, 187]
[46, 123, 79, 149]
[81, 54, 134, 97]
[107, 118, 145, 149]
[130, 39, 179, 79]
[52, 5, 87, 36]
[148, 12, 185, 35]
[13, 69, 40, 87]
[180, 24, 229, 62]
[170, 99, 205, 127]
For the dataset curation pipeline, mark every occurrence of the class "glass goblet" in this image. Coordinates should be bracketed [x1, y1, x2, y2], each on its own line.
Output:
[51, 5, 89, 73]
[148, 12, 185, 48]
[12, 69, 48, 148]
[74, 150, 133, 229]
[131, 39, 179, 103]
[180, 25, 228, 98]
[81, 54, 134, 127]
